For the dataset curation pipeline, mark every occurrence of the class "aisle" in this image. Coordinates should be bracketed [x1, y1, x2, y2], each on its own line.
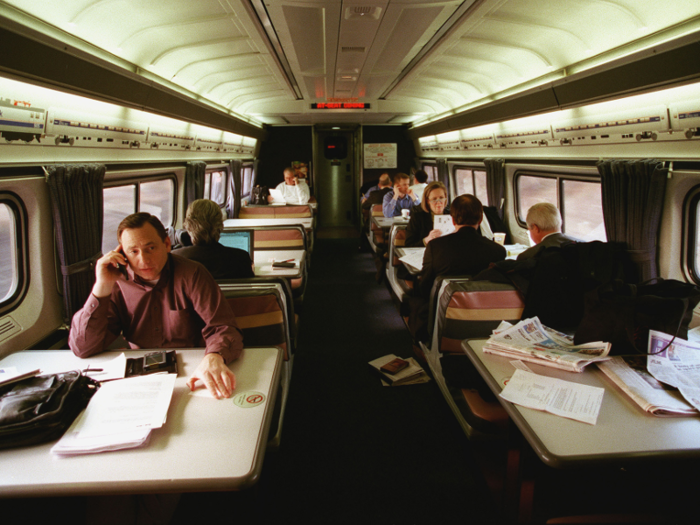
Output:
[256, 238, 496, 523]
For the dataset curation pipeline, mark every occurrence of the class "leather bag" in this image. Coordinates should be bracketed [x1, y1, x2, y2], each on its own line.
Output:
[0, 371, 99, 449]
[574, 278, 700, 355]
[250, 185, 270, 205]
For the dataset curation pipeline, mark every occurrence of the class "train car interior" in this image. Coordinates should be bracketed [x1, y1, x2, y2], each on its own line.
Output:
[2, 0, 700, 522]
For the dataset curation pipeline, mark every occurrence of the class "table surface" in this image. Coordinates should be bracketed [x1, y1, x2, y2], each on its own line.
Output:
[463, 339, 700, 468]
[253, 249, 306, 278]
[372, 216, 409, 230]
[224, 218, 313, 229]
[0, 347, 281, 497]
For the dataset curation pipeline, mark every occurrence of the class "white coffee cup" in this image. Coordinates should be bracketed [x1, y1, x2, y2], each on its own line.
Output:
[494, 232, 506, 245]
[401, 209, 410, 219]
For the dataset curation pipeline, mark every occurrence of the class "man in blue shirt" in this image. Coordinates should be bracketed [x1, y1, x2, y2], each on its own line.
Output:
[382, 172, 420, 217]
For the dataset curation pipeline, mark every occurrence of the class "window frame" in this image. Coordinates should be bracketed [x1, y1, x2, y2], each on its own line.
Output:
[241, 162, 254, 199]
[683, 183, 700, 285]
[514, 168, 603, 238]
[420, 161, 438, 183]
[450, 163, 489, 205]
[0, 192, 29, 315]
[203, 165, 229, 207]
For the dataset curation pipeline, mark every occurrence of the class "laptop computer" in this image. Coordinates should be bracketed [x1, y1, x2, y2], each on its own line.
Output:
[219, 229, 254, 260]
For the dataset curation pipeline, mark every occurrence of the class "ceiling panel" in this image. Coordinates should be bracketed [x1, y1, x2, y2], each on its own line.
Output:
[1, 0, 699, 129]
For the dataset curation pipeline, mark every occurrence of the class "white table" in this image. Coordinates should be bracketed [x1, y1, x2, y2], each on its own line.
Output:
[253, 249, 306, 278]
[0, 347, 281, 497]
[225, 218, 313, 230]
[462, 339, 700, 468]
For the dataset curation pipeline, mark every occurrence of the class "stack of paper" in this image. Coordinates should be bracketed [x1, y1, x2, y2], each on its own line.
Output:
[51, 373, 176, 456]
[369, 354, 431, 386]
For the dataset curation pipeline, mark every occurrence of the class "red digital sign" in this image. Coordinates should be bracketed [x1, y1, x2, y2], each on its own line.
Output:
[311, 103, 370, 109]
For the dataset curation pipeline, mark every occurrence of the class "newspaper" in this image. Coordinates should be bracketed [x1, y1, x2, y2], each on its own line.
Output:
[398, 247, 425, 271]
[483, 317, 612, 372]
[647, 330, 700, 412]
[433, 215, 455, 236]
[597, 355, 697, 417]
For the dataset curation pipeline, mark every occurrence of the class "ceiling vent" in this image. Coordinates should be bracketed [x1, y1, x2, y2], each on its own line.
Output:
[345, 7, 382, 20]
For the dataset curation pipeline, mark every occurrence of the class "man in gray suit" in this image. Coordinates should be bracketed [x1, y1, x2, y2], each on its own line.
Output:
[517, 203, 575, 260]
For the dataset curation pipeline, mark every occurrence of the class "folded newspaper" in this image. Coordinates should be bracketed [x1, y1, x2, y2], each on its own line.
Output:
[483, 317, 612, 372]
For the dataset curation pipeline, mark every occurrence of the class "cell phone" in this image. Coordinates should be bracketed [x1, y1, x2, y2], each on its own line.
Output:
[144, 351, 166, 370]
[116, 246, 129, 280]
[272, 261, 296, 268]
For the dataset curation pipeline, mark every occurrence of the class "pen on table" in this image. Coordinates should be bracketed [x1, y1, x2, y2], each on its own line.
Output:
[82, 367, 104, 373]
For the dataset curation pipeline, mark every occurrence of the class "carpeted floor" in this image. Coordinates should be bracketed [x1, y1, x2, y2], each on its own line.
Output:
[175, 237, 497, 523]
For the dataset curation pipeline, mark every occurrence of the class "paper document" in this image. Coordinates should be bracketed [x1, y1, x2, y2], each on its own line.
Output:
[73, 373, 177, 438]
[647, 330, 700, 411]
[433, 215, 455, 236]
[399, 247, 425, 271]
[269, 188, 285, 203]
[82, 352, 127, 381]
[500, 369, 605, 425]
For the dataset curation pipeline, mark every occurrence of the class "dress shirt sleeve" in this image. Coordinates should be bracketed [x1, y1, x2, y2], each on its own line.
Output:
[382, 191, 397, 218]
[189, 266, 244, 363]
[68, 293, 121, 358]
[294, 180, 310, 204]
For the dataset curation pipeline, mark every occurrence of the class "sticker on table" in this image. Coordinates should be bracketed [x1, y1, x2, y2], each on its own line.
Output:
[233, 391, 266, 408]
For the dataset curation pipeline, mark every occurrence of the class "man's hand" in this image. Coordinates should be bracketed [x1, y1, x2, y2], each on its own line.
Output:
[393, 184, 403, 199]
[186, 353, 236, 399]
[92, 246, 127, 298]
[407, 188, 417, 202]
[424, 229, 442, 245]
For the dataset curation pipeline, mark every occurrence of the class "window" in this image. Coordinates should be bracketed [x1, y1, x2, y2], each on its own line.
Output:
[204, 169, 227, 206]
[453, 167, 488, 205]
[685, 185, 700, 284]
[102, 177, 175, 255]
[516, 172, 605, 242]
[0, 194, 27, 313]
[421, 163, 438, 182]
[242, 165, 253, 197]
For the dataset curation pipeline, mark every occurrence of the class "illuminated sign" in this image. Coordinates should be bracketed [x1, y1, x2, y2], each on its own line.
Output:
[311, 103, 370, 109]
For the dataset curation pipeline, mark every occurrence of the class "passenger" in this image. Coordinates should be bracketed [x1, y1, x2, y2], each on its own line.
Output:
[418, 194, 506, 299]
[517, 202, 576, 260]
[269, 167, 310, 205]
[409, 169, 429, 201]
[361, 171, 390, 203]
[172, 199, 255, 279]
[405, 181, 450, 247]
[362, 173, 393, 210]
[406, 195, 506, 342]
[68, 212, 243, 399]
[382, 172, 420, 218]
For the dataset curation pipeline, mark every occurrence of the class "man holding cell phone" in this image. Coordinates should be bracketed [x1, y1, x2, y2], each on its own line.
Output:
[69, 212, 243, 400]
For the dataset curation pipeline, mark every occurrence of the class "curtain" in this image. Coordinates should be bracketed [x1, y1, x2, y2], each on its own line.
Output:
[227, 160, 242, 219]
[436, 158, 449, 195]
[484, 158, 506, 220]
[45, 164, 105, 323]
[597, 159, 668, 282]
[185, 161, 206, 208]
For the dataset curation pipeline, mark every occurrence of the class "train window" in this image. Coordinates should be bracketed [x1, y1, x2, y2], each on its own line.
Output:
[242, 165, 253, 197]
[685, 186, 700, 284]
[102, 178, 175, 255]
[0, 203, 17, 303]
[453, 167, 488, 205]
[421, 164, 437, 182]
[204, 169, 227, 206]
[0, 195, 27, 313]
[516, 172, 605, 242]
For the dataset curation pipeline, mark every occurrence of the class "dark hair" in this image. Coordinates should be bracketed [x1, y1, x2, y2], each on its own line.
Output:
[414, 170, 428, 184]
[118, 212, 168, 242]
[450, 194, 483, 226]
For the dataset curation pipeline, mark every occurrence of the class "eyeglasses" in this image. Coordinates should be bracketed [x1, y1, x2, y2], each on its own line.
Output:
[428, 197, 447, 203]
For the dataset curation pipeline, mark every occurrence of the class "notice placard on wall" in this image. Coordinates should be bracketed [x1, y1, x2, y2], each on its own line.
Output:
[363, 143, 397, 169]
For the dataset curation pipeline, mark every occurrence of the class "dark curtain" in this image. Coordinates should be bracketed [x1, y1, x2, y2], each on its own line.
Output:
[436, 158, 449, 195]
[597, 159, 668, 282]
[227, 160, 242, 218]
[484, 158, 506, 219]
[45, 164, 105, 323]
[185, 161, 206, 208]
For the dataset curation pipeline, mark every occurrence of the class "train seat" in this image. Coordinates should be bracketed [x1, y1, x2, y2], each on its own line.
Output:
[386, 224, 414, 302]
[217, 279, 296, 448]
[420, 277, 524, 439]
[238, 204, 312, 219]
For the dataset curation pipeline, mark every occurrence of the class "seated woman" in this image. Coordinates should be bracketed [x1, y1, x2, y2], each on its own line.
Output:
[405, 181, 450, 247]
[172, 199, 255, 279]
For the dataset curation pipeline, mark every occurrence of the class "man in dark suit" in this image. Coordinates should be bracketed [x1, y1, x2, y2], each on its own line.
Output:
[517, 202, 575, 260]
[418, 194, 507, 298]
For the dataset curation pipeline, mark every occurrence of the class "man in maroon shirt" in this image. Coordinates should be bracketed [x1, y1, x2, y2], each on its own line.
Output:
[69, 213, 243, 399]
